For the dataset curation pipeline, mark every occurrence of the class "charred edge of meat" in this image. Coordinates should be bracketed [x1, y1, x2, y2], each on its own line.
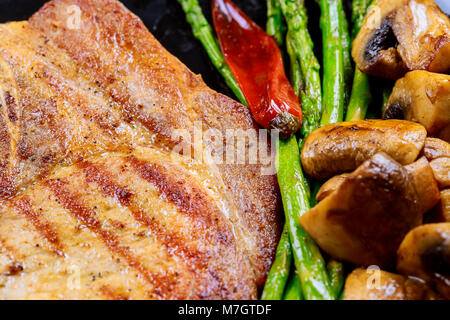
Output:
[4, 91, 18, 123]
[383, 102, 405, 120]
[364, 17, 398, 64]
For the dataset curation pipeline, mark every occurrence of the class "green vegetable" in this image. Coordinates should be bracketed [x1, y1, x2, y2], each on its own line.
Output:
[286, 32, 304, 97]
[317, 1, 349, 293]
[283, 271, 303, 300]
[327, 260, 345, 297]
[177, 0, 247, 104]
[382, 84, 392, 108]
[339, 288, 345, 300]
[351, 0, 374, 39]
[346, 68, 371, 120]
[339, 2, 353, 106]
[279, 0, 322, 137]
[259, 8, 299, 301]
[267, 0, 286, 46]
[261, 224, 292, 300]
[345, 0, 375, 121]
[319, 0, 346, 125]
[277, 136, 334, 300]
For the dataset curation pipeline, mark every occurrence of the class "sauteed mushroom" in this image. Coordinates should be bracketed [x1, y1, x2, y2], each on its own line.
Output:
[353, 0, 450, 79]
[299, 153, 434, 268]
[430, 157, 450, 189]
[426, 191, 450, 224]
[423, 137, 450, 161]
[394, 0, 450, 73]
[352, 0, 407, 79]
[405, 157, 441, 213]
[434, 190, 450, 222]
[343, 268, 440, 300]
[315, 157, 440, 212]
[397, 223, 450, 299]
[301, 120, 427, 180]
[315, 173, 350, 202]
[423, 137, 450, 195]
[383, 71, 450, 142]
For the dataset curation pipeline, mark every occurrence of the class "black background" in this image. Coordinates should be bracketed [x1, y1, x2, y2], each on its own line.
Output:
[0, 0, 448, 106]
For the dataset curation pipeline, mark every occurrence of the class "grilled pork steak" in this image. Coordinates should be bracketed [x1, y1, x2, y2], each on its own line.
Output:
[0, 0, 281, 299]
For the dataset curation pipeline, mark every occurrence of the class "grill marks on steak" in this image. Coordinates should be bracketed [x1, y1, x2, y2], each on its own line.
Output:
[11, 197, 64, 256]
[0, 149, 257, 299]
[77, 160, 211, 269]
[0, 0, 281, 298]
[45, 177, 180, 300]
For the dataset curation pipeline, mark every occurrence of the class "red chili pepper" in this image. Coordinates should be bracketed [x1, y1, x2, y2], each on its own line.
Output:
[211, 0, 302, 138]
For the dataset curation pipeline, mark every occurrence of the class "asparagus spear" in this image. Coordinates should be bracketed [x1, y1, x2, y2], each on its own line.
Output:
[286, 32, 304, 97]
[327, 259, 345, 297]
[261, 224, 292, 300]
[339, 2, 353, 106]
[382, 84, 392, 108]
[259, 10, 300, 301]
[277, 136, 334, 300]
[319, 0, 346, 125]
[267, 0, 286, 46]
[345, 0, 374, 121]
[351, 0, 374, 39]
[283, 271, 303, 300]
[346, 68, 371, 120]
[279, 0, 322, 137]
[177, 0, 247, 104]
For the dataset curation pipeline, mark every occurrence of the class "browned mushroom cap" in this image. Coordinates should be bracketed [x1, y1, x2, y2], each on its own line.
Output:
[383, 71, 450, 142]
[299, 153, 424, 268]
[405, 157, 441, 213]
[353, 0, 450, 79]
[352, 0, 408, 79]
[438, 190, 450, 222]
[301, 120, 427, 180]
[397, 223, 450, 299]
[430, 157, 450, 189]
[317, 157, 440, 210]
[316, 158, 440, 211]
[343, 268, 440, 300]
[393, 0, 450, 73]
[315, 173, 350, 202]
[423, 137, 450, 161]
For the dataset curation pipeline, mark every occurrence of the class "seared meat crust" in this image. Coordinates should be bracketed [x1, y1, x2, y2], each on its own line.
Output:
[0, 0, 281, 299]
